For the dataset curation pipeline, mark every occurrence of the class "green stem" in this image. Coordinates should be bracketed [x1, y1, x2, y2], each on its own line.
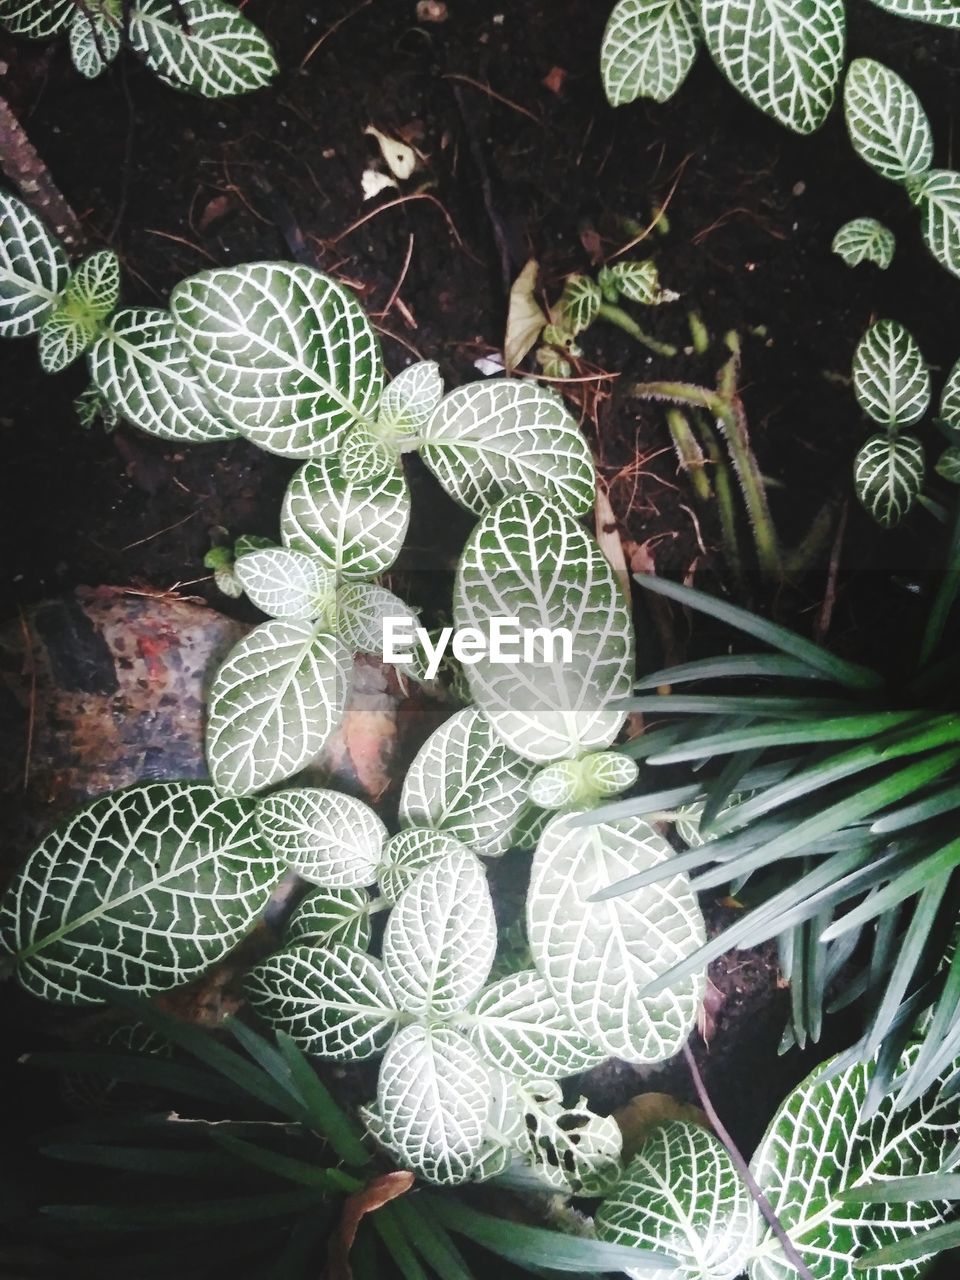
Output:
[666, 408, 713, 503]
[920, 493, 960, 667]
[695, 411, 744, 589]
[598, 302, 677, 356]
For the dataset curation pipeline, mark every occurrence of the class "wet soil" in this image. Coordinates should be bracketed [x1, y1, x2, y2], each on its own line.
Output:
[1, 0, 959, 1270]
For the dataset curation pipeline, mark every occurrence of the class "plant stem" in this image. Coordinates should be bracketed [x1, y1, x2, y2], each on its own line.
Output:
[682, 1043, 816, 1280]
[920, 492, 960, 667]
[0, 94, 85, 249]
[695, 411, 744, 588]
[598, 302, 677, 357]
[666, 409, 713, 503]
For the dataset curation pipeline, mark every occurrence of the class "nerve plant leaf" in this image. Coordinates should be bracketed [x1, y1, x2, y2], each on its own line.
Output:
[939, 356, 960, 425]
[454, 495, 634, 763]
[284, 886, 373, 951]
[256, 788, 387, 887]
[377, 829, 468, 904]
[854, 434, 925, 527]
[852, 320, 931, 427]
[699, 0, 846, 135]
[911, 169, 960, 279]
[129, 0, 278, 99]
[832, 218, 896, 269]
[844, 58, 933, 183]
[69, 4, 121, 78]
[601, 0, 700, 107]
[747, 1045, 960, 1279]
[334, 582, 421, 670]
[596, 1120, 756, 1280]
[376, 359, 444, 437]
[171, 263, 383, 457]
[88, 308, 238, 443]
[865, 0, 960, 26]
[381, 851, 497, 1018]
[419, 380, 596, 516]
[0, 0, 74, 38]
[206, 620, 350, 796]
[520, 1079, 623, 1195]
[0, 782, 283, 1004]
[246, 943, 399, 1060]
[281, 454, 411, 580]
[38, 249, 122, 374]
[0, 190, 69, 338]
[235, 548, 336, 621]
[527, 813, 705, 1063]
[400, 707, 540, 856]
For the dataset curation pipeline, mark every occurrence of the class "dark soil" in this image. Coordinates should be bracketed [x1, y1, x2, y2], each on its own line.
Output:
[1, 0, 959, 1273]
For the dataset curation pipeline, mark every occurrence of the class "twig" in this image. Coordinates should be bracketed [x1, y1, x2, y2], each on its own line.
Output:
[450, 82, 513, 293]
[816, 500, 847, 644]
[109, 52, 136, 240]
[375, 233, 415, 319]
[120, 511, 196, 552]
[300, 0, 373, 70]
[0, 94, 85, 247]
[442, 72, 541, 125]
[608, 154, 692, 261]
[683, 1044, 816, 1280]
[330, 192, 465, 249]
[17, 606, 36, 792]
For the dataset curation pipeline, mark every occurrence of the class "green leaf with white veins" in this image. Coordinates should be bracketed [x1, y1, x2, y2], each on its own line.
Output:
[129, 0, 277, 99]
[0, 190, 69, 338]
[206, 620, 350, 797]
[245, 943, 399, 1060]
[256, 788, 386, 888]
[597, 1121, 756, 1280]
[0, 782, 283, 1004]
[377, 1024, 491, 1185]
[844, 59, 933, 183]
[284, 886, 372, 951]
[69, 4, 121, 79]
[454, 495, 633, 763]
[854, 434, 925, 528]
[832, 218, 896, 269]
[37, 249, 121, 374]
[853, 320, 931, 427]
[699, 0, 846, 134]
[399, 707, 539, 857]
[382, 850, 497, 1018]
[747, 1045, 960, 1280]
[521, 1080, 623, 1195]
[939, 356, 960, 425]
[528, 812, 706, 1063]
[281, 453, 410, 579]
[420, 380, 596, 516]
[67, 248, 121, 319]
[378, 829, 467, 905]
[38, 310, 98, 374]
[866, 0, 960, 26]
[0, 0, 74, 38]
[911, 169, 960, 279]
[88, 308, 237, 443]
[466, 970, 606, 1080]
[335, 582, 421, 672]
[376, 359, 443, 440]
[235, 548, 336, 621]
[601, 0, 700, 107]
[171, 263, 383, 457]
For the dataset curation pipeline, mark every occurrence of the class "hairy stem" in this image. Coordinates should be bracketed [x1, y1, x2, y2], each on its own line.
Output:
[920, 492, 960, 667]
[666, 409, 713, 503]
[0, 95, 85, 248]
[695, 411, 744, 589]
[598, 302, 677, 357]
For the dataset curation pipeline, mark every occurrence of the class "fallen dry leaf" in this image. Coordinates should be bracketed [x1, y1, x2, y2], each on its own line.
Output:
[595, 484, 631, 603]
[542, 65, 567, 95]
[613, 1093, 710, 1162]
[504, 259, 547, 373]
[328, 1171, 416, 1280]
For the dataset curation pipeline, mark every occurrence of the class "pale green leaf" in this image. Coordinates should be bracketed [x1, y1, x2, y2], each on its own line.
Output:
[377, 829, 467, 905]
[256, 788, 386, 888]
[844, 59, 933, 183]
[206, 620, 350, 797]
[608, 259, 677, 305]
[832, 218, 896, 269]
[0, 189, 69, 338]
[852, 320, 930, 427]
[335, 582, 420, 668]
[66, 248, 121, 319]
[0, 782, 282, 1004]
[235, 547, 336, 621]
[854, 434, 925, 527]
[170, 263, 383, 457]
[376, 360, 443, 439]
[129, 0, 277, 99]
[284, 886, 372, 951]
[601, 0, 700, 106]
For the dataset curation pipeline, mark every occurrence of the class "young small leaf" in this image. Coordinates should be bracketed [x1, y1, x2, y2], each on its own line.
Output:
[335, 582, 420, 668]
[378, 829, 467, 905]
[0, 190, 69, 337]
[68, 249, 121, 319]
[854, 433, 925, 527]
[377, 360, 443, 438]
[256, 788, 387, 887]
[844, 58, 934, 183]
[601, 0, 700, 107]
[608, 259, 677, 305]
[852, 320, 931, 427]
[559, 275, 602, 336]
[284, 886, 372, 951]
[38, 310, 98, 373]
[69, 5, 121, 78]
[831, 218, 896, 269]
[936, 445, 960, 482]
[235, 548, 336, 621]
[129, 0, 277, 99]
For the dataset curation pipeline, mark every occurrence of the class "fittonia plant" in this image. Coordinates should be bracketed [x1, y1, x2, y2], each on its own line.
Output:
[0, 0, 277, 96]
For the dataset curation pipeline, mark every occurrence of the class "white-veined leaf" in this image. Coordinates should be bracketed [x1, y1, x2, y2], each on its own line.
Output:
[37, 249, 121, 373]
[382, 850, 496, 1018]
[206, 620, 350, 797]
[584, 751, 641, 796]
[377, 360, 443, 439]
[66, 248, 121, 319]
[831, 218, 896, 269]
[0, 0, 73, 38]
[939, 356, 960, 425]
[38, 310, 98, 373]
[747, 1045, 960, 1280]
[88, 308, 237, 442]
[607, 259, 678, 305]
[234, 547, 336, 621]
[170, 263, 383, 457]
[399, 706, 539, 856]
[0, 782, 282, 1004]
[559, 274, 602, 336]
[520, 1079, 623, 1195]
[601, 0, 700, 106]
[865, 0, 960, 26]
[419, 380, 596, 516]
[377, 1024, 491, 1185]
[245, 943, 398, 1060]
[528, 753, 639, 810]
[844, 58, 933, 184]
[466, 969, 606, 1080]
[281, 453, 410, 579]
[335, 582, 420, 670]
[69, 4, 121, 78]
[378, 829, 467, 904]
[129, 0, 277, 99]
[256, 788, 386, 888]
[453, 495, 633, 762]
[911, 169, 960, 278]
[854, 433, 925, 528]
[699, 0, 845, 134]
[527, 812, 706, 1063]
[852, 320, 930, 427]
[284, 886, 372, 951]
[0, 190, 69, 338]
[936, 445, 960, 482]
[597, 1120, 756, 1280]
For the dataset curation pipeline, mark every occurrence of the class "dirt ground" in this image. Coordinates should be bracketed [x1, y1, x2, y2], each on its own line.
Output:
[2, 0, 960, 1260]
